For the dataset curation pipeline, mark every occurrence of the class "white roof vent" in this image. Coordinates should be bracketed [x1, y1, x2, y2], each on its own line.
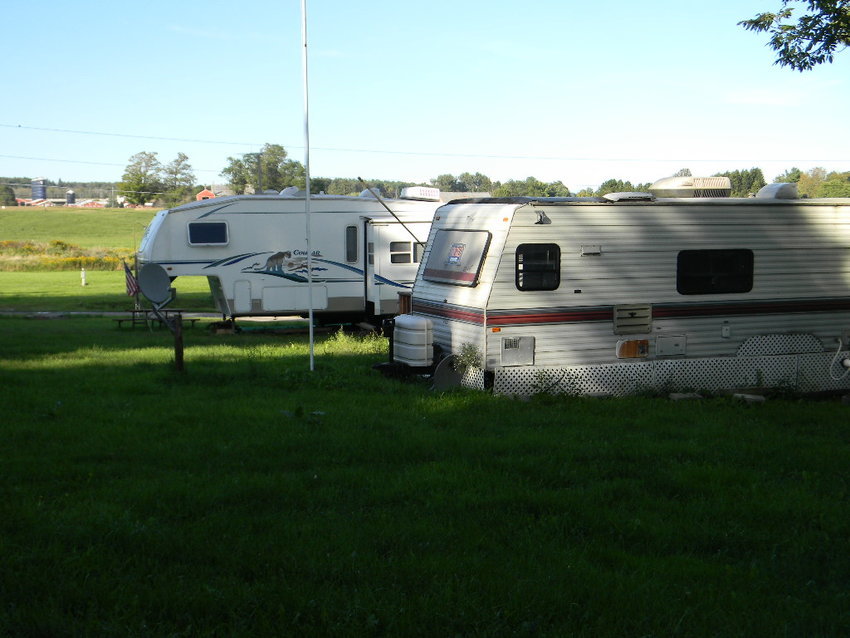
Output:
[399, 186, 441, 201]
[279, 186, 302, 197]
[649, 176, 732, 198]
[756, 182, 798, 199]
[603, 192, 655, 202]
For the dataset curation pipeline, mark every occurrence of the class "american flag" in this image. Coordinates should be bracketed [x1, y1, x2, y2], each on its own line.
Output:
[123, 261, 140, 297]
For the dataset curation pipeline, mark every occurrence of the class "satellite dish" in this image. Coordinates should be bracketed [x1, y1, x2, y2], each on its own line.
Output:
[431, 355, 463, 392]
[138, 263, 173, 305]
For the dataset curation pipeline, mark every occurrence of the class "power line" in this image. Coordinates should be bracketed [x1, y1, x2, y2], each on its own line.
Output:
[0, 154, 221, 175]
[0, 154, 123, 167]
[0, 123, 258, 147]
[4, 122, 849, 164]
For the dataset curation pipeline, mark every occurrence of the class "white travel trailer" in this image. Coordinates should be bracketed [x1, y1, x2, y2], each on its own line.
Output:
[137, 187, 443, 322]
[393, 180, 850, 396]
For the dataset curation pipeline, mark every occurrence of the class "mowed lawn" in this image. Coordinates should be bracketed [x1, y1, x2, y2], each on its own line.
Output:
[0, 207, 158, 250]
[1, 315, 849, 637]
[0, 270, 216, 312]
[2, 207, 850, 636]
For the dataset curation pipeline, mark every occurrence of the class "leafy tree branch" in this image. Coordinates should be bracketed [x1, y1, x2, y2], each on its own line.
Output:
[740, 0, 850, 70]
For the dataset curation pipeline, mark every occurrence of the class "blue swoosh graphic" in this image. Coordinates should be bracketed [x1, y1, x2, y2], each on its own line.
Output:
[374, 274, 412, 289]
[206, 252, 266, 269]
[313, 258, 365, 276]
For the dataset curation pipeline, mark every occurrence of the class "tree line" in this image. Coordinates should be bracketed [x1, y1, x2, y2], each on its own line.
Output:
[118, 151, 197, 206]
[2, 149, 849, 208]
[110, 144, 850, 204]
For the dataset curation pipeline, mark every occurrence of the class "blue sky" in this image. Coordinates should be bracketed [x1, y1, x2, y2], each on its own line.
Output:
[3, 0, 849, 191]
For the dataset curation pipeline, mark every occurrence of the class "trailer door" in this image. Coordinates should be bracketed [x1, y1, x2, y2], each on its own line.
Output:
[364, 221, 428, 317]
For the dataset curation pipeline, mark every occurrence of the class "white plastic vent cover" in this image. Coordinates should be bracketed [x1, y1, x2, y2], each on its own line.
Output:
[613, 304, 652, 335]
[500, 336, 535, 366]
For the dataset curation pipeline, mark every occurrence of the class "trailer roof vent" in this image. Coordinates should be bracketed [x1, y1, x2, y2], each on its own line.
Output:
[648, 176, 732, 198]
[399, 186, 441, 201]
[756, 182, 798, 199]
[603, 192, 655, 202]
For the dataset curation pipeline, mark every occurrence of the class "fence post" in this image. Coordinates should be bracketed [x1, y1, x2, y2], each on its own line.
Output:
[174, 315, 184, 372]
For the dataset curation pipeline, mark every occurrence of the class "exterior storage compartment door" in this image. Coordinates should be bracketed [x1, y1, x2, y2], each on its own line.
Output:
[234, 280, 252, 313]
[262, 286, 328, 311]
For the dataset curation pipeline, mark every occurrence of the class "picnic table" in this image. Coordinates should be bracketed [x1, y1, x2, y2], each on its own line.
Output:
[113, 309, 199, 329]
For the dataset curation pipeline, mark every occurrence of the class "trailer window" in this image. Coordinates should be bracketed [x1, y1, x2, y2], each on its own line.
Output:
[390, 241, 413, 263]
[423, 229, 491, 287]
[388, 241, 423, 264]
[187, 222, 228, 246]
[677, 249, 753, 295]
[516, 243, 560, 291]
[345, 226, 358, 262]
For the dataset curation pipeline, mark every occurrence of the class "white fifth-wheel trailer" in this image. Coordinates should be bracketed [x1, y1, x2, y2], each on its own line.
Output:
[137, 187, 443, 322]
[392, 179, 850, 396]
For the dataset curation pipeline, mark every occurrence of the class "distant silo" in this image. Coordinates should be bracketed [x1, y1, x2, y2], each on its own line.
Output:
[31, 178, 47, 200]
[66, 189, 76, 205]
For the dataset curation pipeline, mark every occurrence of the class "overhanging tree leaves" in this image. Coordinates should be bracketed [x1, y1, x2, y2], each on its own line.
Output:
[740, 1, 850, 70]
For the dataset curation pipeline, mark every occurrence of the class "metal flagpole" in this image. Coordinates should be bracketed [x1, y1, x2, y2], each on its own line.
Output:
[301, 0, 315, 371]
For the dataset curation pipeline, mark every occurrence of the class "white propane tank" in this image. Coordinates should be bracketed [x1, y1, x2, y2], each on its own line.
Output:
[393, 314, 433, 367]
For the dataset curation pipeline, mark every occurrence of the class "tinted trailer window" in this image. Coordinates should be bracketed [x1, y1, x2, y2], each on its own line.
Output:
[423, 229, 491, 287]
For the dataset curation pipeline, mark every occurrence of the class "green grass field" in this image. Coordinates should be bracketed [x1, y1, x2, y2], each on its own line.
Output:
[0, 206, 158, 250]
[2, 206, 850, 636]
[0, 271, 215, 312]
[0, 207, 216, 311]
[1, 316, 850, 637]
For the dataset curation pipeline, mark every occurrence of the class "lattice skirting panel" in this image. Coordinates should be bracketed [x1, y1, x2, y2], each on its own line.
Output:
[489, 351, 850, 397]
[460, 366, 487, 391]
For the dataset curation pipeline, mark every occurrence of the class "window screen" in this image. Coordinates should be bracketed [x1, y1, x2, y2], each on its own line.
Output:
[345, 226, 358, 262]
[423, 229, 491, 287]
[516, 243, 560, 291]
[677, 249, 753, 295]
[188, 222, 228, 245]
